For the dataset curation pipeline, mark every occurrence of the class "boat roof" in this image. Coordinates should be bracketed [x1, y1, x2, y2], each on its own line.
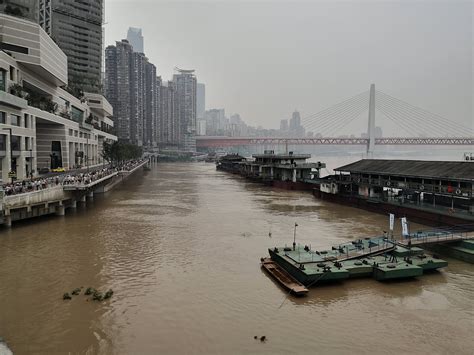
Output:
[335, 159, 474, 182]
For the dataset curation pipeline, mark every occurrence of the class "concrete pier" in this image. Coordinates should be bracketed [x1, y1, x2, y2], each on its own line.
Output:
[55, 205, 65, 216]
[0, 160, 148, 227]
[4, 215, 11, 228]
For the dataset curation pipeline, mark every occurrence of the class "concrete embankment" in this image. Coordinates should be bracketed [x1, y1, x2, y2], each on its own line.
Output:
[0, 160, 149, 227]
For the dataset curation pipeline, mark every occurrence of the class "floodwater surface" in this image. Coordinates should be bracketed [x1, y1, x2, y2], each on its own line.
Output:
[0, 162, 473, 354]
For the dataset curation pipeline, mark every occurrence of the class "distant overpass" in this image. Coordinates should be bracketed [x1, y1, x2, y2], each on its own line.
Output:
[196, 136, 474, 149]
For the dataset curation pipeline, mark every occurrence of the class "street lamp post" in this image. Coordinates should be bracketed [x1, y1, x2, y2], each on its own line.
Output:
[2, 128, 14, 183]
[29, 148, 33, 179]
[86, 136, 89, 173]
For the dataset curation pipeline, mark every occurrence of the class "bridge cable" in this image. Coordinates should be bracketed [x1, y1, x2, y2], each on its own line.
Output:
[301, 94, 370, 131]
[326, 105, 369, 137]
[375, 92, 470, 136]
[376, 90, 473, 132]
[375, 103, 429, 137]
[375, 99, 449, 137]
[302, 97, 370, 133]
[375, 97, 449, 136]
[301, 90, 369, 121]
[375, 90, 473, 136]
[375, 94, 467, 137]
[374, 108, 415, 137]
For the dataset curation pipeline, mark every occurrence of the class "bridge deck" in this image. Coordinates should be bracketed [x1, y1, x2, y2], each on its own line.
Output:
[397, 232, 474, 246]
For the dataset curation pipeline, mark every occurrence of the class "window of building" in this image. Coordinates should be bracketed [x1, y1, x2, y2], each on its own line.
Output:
[69, 129, 73, 136]
[74, 130, 78, 137]
[10, 115, 20, 126]
[0, 70, 6, 92]
[24, 114, 29, 128]
[0, 112, 5, 124]
[9, 66, 14, 81]
[11, 135, 20, 151]
[71, 106, 84, 122]
[0, 134, 5, 151]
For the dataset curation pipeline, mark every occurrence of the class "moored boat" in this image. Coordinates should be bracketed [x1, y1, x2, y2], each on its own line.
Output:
[260, 257, 308, 296]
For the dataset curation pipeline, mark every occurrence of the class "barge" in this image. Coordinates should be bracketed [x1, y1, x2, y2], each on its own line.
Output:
[260, 258, 308, 296]
[264, 236, 447, 289]
[217, 150, 325, 190]
[313, 159, 474, 228]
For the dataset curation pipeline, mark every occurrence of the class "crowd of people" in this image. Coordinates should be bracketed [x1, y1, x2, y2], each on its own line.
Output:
[3, 176, 61, 196]
[2, 159, 146, 196]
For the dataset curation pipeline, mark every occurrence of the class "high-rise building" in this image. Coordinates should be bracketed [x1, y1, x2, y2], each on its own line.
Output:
[144, 62, 158, 146]
[196, 83, 205, 119]
[129, 51, 147, 146]
[39, 0, 104, 94]
[289, 110, 305, 137]
[204, 109, 226, 136]
[0, 13, 116, 182]
[127, 27, 144, 53]
[105, 39, 160, 147]
[173, 69, 197, 151]
[280, 119, 288, 132]
[289, 110, 301, 130]
[0, 0, 39, 22]
[105, 40, 133, 142]
[159, 80, 178, 146]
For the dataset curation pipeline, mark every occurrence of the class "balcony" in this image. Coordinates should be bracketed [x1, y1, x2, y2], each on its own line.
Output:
[0, 90, 28, 109]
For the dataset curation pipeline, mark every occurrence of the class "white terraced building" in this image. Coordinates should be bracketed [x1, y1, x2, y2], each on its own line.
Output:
[0, 13, 117, 183]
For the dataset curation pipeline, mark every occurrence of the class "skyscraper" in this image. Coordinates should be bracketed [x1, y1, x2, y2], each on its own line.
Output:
[105, 40, 133, 142]
[280, 119, 289, 132]
[127, 27, 144, 53]
[159, 81, 178, 146]
[105, 39, 160, 147]
[144, 62, 158, 147]
[173, 69, 197, 151]
[39, 0, 104, 93]
[289, 110, 305, 137]
[0, 0, 39, 22]
[196, 83, 205, 119]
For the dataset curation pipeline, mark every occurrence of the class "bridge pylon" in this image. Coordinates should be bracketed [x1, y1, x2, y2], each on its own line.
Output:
[367, 83, 375, 156]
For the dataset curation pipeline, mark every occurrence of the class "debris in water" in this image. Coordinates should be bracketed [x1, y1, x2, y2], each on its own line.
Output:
[260, 336, 266, 342]
[254, 336, 258, 339]
[92, 291, 103, 301]
[103, 289, 114, 300]
[63, 293, 72, 300]
[71, 288, 81, 295]
[84, 287, 95, 295]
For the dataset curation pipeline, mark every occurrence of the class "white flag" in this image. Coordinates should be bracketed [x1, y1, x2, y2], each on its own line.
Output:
[389, 213, 395, 231]
[401, 217, 409, 237]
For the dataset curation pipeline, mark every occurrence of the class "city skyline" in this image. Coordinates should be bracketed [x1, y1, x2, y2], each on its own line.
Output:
[104, 0, 472, 133]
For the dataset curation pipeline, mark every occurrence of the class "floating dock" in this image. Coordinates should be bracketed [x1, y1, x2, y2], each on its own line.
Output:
[264, 237, 447, 290]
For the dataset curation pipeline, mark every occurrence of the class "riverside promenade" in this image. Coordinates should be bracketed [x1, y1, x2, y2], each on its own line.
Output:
[0, 159, 149, 227]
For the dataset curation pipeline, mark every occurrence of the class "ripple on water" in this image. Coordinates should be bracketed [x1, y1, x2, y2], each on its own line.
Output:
[1, 162, 473, 354]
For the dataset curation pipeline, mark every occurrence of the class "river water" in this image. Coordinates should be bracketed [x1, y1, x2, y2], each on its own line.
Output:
[0, 162, 473, 354]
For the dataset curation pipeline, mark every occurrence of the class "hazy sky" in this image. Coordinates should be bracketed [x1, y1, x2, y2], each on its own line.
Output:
[105, 0, 472, 134]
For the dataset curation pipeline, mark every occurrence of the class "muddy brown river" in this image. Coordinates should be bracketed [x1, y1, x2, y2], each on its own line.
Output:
[0, 162, 473, 354]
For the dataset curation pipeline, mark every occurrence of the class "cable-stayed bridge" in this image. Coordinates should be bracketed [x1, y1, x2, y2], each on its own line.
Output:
[196, 84, 473, 153]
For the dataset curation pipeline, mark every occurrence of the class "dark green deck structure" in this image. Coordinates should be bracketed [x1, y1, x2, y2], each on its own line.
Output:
[268, 236, 447, 286]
